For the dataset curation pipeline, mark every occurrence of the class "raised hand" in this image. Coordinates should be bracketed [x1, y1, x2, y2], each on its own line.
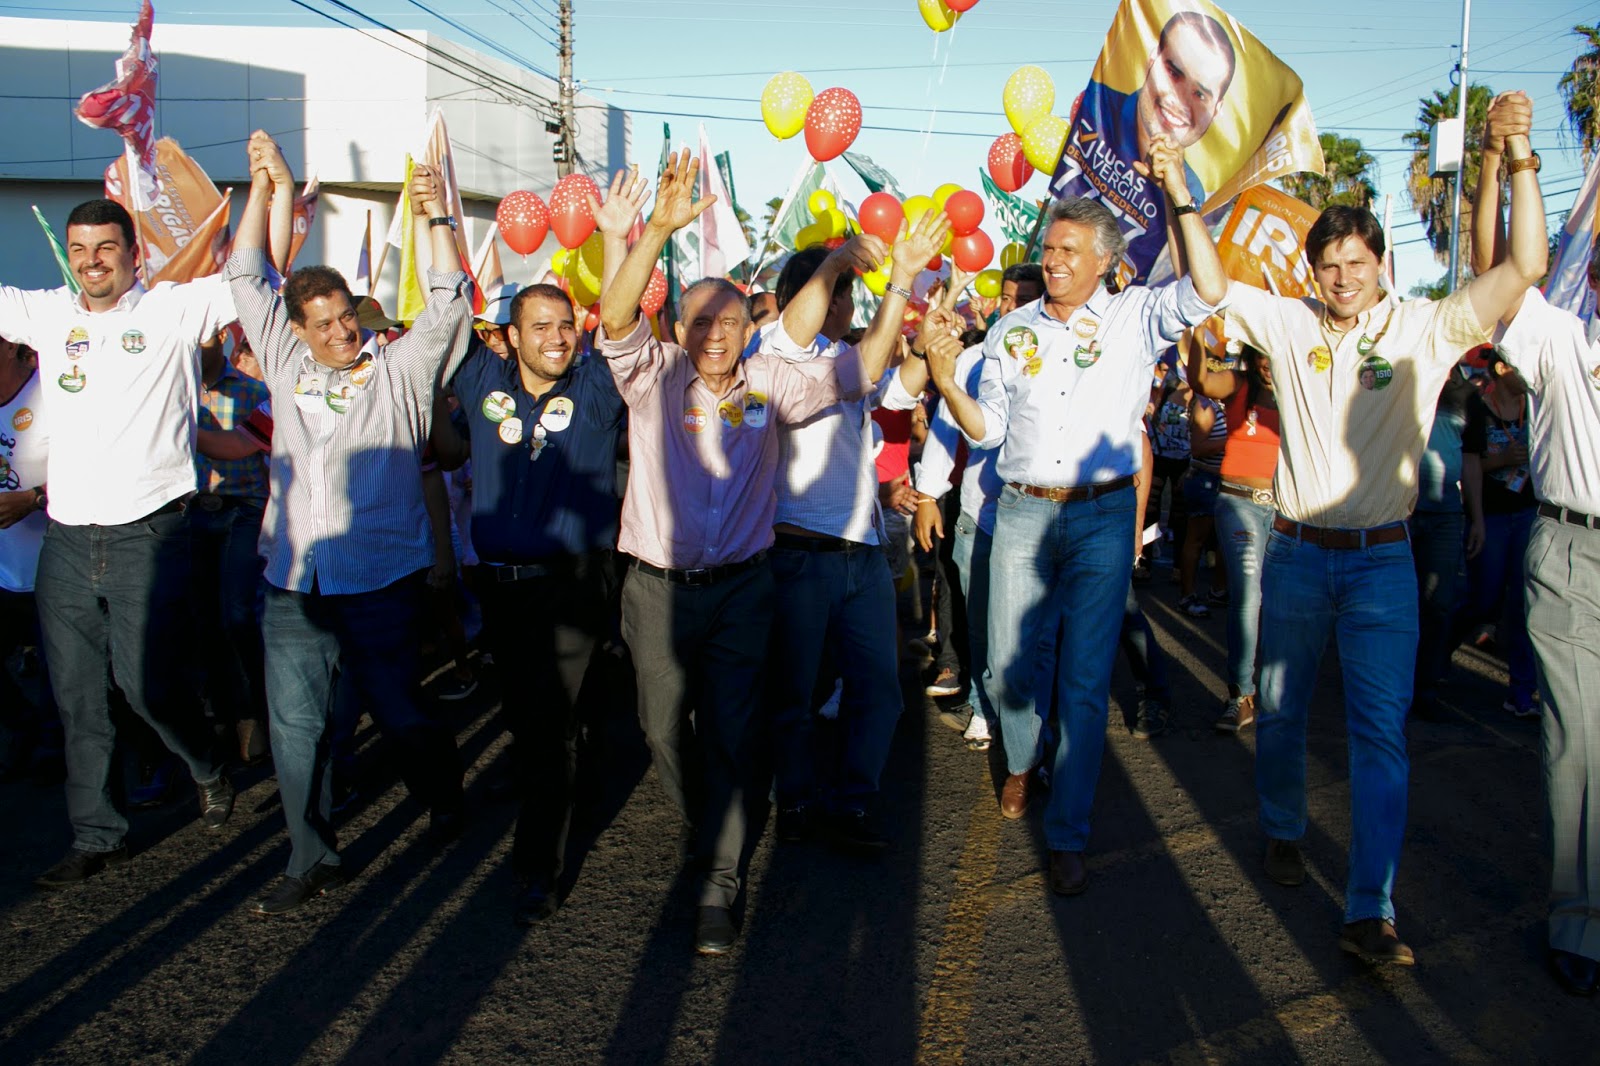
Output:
[410, 164, 444, 218]
[590, 165, 651, 240]
[1136, 134, 1191, 207]
[247, 130, 292, 190]
[647, 148, 716, 235]
[892, 210, 953, 283]
[829, 233, 889, 276]
[924, 329, 964, 388]
[1484, 91, 1533, 155]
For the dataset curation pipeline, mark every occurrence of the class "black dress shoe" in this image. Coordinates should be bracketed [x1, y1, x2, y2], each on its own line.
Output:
[34, 846, 130, 890]
[695, 906, 738, 955]
[1049, 850, 1088, 896]
[196, 774, 235, 830]
[253, 861, 346, 915]
[514, 881, 559, 926]
[820, 807, 889, 853]
[1548, 949, 1600, 996]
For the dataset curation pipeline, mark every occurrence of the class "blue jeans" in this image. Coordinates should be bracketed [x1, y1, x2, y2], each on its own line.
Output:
[951, 514, 993, 720]
[987, 483, 1138, 853]
[1213, 492, 1274, 697]
[766, 543, 900, 810]
[1121, 587, 1170, 704]
[1256, 526, 1418, 924]
[1462, 507, 1537, 707]
[262, 571, 464, 876]
[35, 511, 222, 852]
[189, 501, 268, 723]
[1409, 509, 1464, 705]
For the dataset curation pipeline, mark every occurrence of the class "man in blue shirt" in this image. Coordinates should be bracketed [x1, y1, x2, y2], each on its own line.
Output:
[451, 281, 625, 925]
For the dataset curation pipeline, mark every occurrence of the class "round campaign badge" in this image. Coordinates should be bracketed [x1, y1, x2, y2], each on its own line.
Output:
[683, 406, 708, 434]
[743, 391, 769, 429]
[1073, 317, 1099, 340]
[325, 386, 354, 414]
[1073, 340, 1102, 368]
[11, 408, 32, 431]
[349, 359, 375, 388]
[1357, 354, 1393, 392]
[64, 326, 90, 361]
[539, 396, 574, 433]
[482, 391, 515, 423]
[718, 401, 743, 429]
[1024, 357, 1043, 378]
[120, 329, 146, 354]
[58, 367, 86, 393]
[1589, 364, 1600, 392]
[1356, 334, 1375, 356]
[1308, 345, 1332, 373]
[1002, 326, 1039, 362]
[498, 416, 524, 444]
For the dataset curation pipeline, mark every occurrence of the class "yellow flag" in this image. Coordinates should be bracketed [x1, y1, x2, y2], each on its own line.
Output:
[397, 154, 427, 325]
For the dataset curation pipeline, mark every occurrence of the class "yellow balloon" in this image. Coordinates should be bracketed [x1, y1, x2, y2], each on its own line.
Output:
[823, 208, 848, 240]
[862, 265, 891, 297]
[941, 231, 954, 256]
[1021, 113, 1068, 174]
[761, 72, 814, 140]
[796, 220, 831, 250]
[1000, 241, 1028, 269]
[903, 194, 934, 225]
[566, 258, 599, 308]
[1003, 65, 1056, 136]
[931, 183, 963, 212]
[550, 248, 570, 273]
[917, 0, 962, 32]
[975, 268, 1003, 299]
[807, 189, 837, 217]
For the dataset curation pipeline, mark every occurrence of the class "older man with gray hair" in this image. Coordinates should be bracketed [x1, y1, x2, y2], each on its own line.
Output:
[932, 136, 1228, 895]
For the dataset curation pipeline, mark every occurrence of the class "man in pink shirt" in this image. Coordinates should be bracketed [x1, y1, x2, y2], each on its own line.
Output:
[596, 152, 872, 955]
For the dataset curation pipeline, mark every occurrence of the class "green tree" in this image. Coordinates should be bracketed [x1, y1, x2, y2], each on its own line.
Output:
[1281, 132, 1377, 210]
[1403, 83, 1494, 271]
[1409, 275, 1451, 300]
[757, 196, 786, 261]
[1558, 24, 1600, 167]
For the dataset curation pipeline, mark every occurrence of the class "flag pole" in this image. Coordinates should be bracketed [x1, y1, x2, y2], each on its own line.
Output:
[1446, 0, 1472, 292]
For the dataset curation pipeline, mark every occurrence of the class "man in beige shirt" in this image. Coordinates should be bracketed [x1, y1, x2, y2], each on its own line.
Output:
[1221, 92, 1547, 967]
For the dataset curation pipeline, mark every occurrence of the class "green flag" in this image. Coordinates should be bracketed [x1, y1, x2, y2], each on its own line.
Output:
[657, 123, 680, 308]
[841, 151, 904, 198]
[752, 159, 825, 277]
[33, 205, 80, 294]
[979, 169, 1043, 248]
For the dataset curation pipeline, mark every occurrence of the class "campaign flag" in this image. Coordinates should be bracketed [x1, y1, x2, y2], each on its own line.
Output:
[671, 124, 753, 283]
[1215, 185, 1317, 298]
[397, 109, 483, 323]
[473, 222, 505, 290]
[842, 151, 905, 198]
[1048, 0, 1324, 283]
[750, 158, 826, 278]
[148, 196, 231, 286]
[104, 138, 228, 283]
[1544, 150, 1600, 331]
[75, 0, 159, 213]
[979, 168, 1043, 246]
[286, 176, 320, 273]
[32, 206, 81, 294]
[353, 210, 372, 294]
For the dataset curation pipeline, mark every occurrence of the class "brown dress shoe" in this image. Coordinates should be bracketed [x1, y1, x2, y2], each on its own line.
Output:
[1049, 850, 1087, 896]
[1000, 769, 1033, 819]
[1339, 919, 1415, 966]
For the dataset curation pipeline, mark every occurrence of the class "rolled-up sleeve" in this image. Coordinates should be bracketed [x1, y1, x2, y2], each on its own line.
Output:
[1423, 286, 1493, 367]
[968, 340, 1007, 449]
[1147, 275, 1222, 348]
[225, 249, 300, 381]
[391, 268, 472, 389]
[1496, 287, 1569, 392]
[1220, 282, 1287, 367]
[879, 365, 922, 412]
[770, 343, 868, 424]
[914, 399, 960, 499]
[598, 317, 669, 405]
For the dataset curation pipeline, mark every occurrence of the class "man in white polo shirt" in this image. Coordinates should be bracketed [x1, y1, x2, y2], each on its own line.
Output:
[0, 198, 240, 889]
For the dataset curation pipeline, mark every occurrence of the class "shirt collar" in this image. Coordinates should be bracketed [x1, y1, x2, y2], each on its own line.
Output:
[1034, 286, 1112, 328]
[73, 282, 146, 315]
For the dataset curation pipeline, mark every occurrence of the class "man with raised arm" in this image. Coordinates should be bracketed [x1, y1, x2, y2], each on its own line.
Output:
[929, 136, 1227, 898]
[229, 132, 473, 915]
[1222, 92, 1546, 967]
[596, 150, 872, 955]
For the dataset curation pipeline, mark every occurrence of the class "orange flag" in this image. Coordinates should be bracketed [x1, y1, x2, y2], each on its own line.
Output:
[104, 138, 228, 284]
[1216, 185, 1319, 299]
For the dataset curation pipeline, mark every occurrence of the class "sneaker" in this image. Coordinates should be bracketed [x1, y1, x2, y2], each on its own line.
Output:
[963, 712, 992, 752]
[1215, 693, 1257, 734]
[1264, 838, 1306, 886]
[1179, 594, 1211, 619]
[1503, 699, 1540, 720]
[1130, 699, 1169, 740]
[925, 667, 962, 697]
[34, 846, 130, 890]
[1339, 919, 1415, 967]
[437, 672, 479, 702]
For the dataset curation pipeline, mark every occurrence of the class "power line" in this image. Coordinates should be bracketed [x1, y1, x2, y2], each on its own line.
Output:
[396, 0, 558, 79]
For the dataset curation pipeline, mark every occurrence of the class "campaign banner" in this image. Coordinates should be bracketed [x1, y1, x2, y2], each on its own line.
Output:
[75, 0, 160, 212]
[104, 138, 228, 283]
[1215, 184, 1317, 298]
[1048, 0, 1323, 283]
[1544, 150, 1600, 330]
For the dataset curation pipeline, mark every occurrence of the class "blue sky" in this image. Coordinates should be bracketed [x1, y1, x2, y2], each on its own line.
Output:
[19, 0, 1591, 290]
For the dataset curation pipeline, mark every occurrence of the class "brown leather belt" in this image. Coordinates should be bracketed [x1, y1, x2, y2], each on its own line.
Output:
[1538, 502, 1600, 530]
[1220, 481, 1275, 507]
[1008, 472, 1136, 504]
[1272, 516, 1408, 549]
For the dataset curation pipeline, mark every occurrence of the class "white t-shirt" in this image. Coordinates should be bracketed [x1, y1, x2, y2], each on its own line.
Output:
[0, 370, 49, 591]
[0, 277, 236, 525]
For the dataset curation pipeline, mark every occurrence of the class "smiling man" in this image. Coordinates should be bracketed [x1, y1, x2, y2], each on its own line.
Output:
[0, 197, 241, 889]
[228, 132, 474, 915]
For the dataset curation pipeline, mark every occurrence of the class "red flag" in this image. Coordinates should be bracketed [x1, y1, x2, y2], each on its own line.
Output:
[76, 0, 159, 212]
[286, 177, 320, 273]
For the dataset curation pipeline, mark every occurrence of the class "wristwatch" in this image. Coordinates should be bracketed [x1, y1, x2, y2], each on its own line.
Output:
[428, 216, 458, 229]
[1172, 203, 1198, 217]
[1505, 152, 1541, 176]
[30, 486, 46, 512]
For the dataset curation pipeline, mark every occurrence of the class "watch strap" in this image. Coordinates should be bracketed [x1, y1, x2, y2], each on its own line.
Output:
[428, 216, 457, 229]
[1505, 153, 1541, 176]
[1172, 203, 1199, 217]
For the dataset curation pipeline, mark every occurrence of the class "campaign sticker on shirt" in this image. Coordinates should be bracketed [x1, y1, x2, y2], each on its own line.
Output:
[718, 401, 743, 429]
[64, 326, 90, 361]
[1356, 334, 1375, 356]
[683, 406, 709, 434]
[1073, 317, 1100, 340]
[325, 386, 355, 414]
[1024, 356, 1043, 378]
[1073, 340, 1102, 368]
[482, 391, 515, 423]
[58, 367, 86, 393]
[0, 457, 11, 489]
[530, 422, 548, 461]
[296, 372, 325, 396]
[349, 358, 375, 388]
[11, 408, 32, 431]
[539, 396, 574, 433]
[1307, 345, 1332, 373]
[120, 329, 146, 354]
[1356, 355, 1393, 392]
[498, 416, 524, 444]
[1002, 326, 1039, 362]
[1587, 364, 1600, 391]
[743, 392, 769, 429]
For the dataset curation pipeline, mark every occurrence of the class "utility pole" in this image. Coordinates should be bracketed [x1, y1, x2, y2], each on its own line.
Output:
[555, 0, 576, 178]
[1446, 0, 1472, 291]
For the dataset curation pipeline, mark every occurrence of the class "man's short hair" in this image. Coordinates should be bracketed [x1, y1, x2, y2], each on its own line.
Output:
[1048, 198, 1128, 279]
[1002, 263, 1045, 294]
[509, 283, 572, 329]
[66, 199, 136, 250]
[1158, 11, 1237, 97]
[282, 266, 356, 326]
[1306, 205, 1385, 268]
[1587, 236, 1600, 288]
[682, 277, 750, 323]
[774, 247, 852, 311]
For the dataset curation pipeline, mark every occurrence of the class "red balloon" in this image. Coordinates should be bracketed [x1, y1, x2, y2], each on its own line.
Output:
[947, 0, 979, 9]
[926, 254, 943, 272]
[952, 230, 994, 273]
[583, 307, 600, 333]
[986, 133, 1034, 194]
[804, 87, 862, 163]
[858, 192, 904, 244]
[943, 190, 984, 237]
[549, 173, 601, 250]
[641, 267, 668, 318]
[496, 190, 550, 256]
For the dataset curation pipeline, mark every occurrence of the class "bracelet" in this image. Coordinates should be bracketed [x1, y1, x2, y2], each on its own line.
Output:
[1171, 203, 1198, 217]
[915, 497, 940, 507]
[884, 283, 913, 300]
[1505, 152, 1541, 176]
[428, 216, 457, 229]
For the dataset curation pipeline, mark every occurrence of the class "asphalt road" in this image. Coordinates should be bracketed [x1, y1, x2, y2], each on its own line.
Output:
[1, 585, 1594, 1065]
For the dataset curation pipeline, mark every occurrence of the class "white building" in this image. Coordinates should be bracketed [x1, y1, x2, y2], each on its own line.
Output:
[0, 15, 630, 307]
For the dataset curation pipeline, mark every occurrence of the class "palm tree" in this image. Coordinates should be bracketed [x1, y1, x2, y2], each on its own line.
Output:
[1281, 133, 1377, 209]
[1559, 24, 1600, 167]
[1403, 83, 1494, 269]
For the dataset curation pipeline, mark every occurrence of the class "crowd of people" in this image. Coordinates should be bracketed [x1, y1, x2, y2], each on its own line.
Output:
[1, 88, 1597, 997]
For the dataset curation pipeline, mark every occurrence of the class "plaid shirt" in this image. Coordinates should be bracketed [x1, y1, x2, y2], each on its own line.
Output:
[196, 362, 270, 501]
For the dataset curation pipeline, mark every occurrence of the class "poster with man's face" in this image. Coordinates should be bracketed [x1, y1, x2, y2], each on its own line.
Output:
[1048, 0, 1324, 284]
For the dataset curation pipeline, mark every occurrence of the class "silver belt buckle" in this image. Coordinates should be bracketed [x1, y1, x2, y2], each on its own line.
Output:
[1251, 488, 1275, 507]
